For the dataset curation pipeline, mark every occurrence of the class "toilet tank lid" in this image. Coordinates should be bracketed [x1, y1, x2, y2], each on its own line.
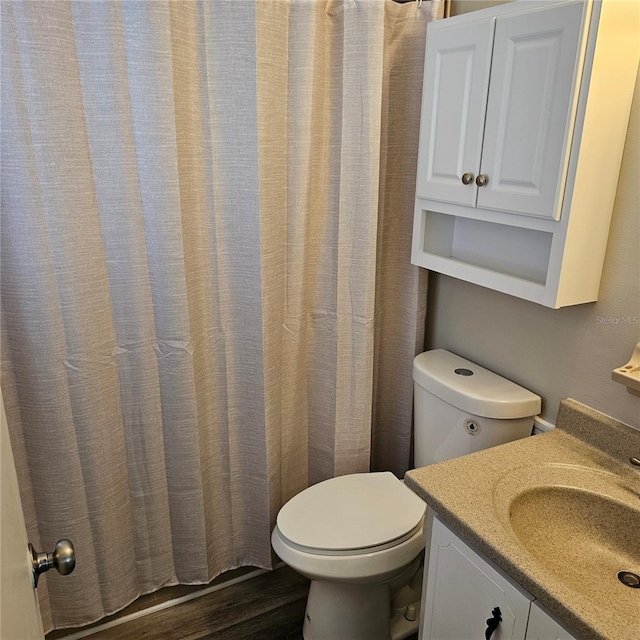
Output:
[413, 350, 541, 419]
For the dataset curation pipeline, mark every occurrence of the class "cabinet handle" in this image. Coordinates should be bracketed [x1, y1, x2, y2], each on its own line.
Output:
[461, 172, 474, 185]
[475, 174, 489, 187]
[484, 607, 502, 640]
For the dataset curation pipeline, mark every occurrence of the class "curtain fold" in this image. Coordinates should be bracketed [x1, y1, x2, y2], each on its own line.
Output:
[371, 0, 432, 476]
[1, 0, 441, 630]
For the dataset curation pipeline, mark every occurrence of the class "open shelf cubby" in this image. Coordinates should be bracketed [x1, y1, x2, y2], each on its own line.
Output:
[420, 210, 553, 286]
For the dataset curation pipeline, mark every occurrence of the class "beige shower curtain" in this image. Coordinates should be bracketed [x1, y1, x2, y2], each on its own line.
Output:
[0, 0, 441, 631]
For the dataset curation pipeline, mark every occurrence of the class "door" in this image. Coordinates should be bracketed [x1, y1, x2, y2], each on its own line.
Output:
[525, 602, 577, 640]
[415, 19, 494, 206]
[1, 393, 45, 640]
[476, 1, 588, 219]
[421, 518, 533, 640]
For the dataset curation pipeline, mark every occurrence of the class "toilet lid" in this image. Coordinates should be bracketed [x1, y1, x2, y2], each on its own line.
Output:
[276, 472, 426, 553]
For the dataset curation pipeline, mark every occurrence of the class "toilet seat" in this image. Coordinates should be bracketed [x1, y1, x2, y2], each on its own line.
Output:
[276, 472, 426, 556]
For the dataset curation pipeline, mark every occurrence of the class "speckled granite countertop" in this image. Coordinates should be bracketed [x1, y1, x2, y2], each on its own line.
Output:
[405, 399, 640, 640]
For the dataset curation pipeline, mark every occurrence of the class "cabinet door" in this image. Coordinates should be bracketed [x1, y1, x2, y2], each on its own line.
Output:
[525, 602, 578, 640]
[477, 1, 588, 219]
[415, 20, 494, 206]
[422, 518, 533, 640]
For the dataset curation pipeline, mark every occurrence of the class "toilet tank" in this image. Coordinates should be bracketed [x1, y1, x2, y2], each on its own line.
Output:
[413, 350, 541, 468]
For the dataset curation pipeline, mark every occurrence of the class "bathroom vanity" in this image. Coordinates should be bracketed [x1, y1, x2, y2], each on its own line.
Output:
[405, 399, 640, 640]
[411, 0, 639, 307]
[423, 518, 576, 639]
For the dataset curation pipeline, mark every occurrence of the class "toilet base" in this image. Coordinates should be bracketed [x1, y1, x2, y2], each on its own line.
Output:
[302, 580, 390, 640]
[390, 598, 421, 640]
[301, 557, 423, 640]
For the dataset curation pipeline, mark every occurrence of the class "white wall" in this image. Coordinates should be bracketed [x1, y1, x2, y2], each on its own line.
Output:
[449, 0, 512, 17]
[427, 2, 640, 429]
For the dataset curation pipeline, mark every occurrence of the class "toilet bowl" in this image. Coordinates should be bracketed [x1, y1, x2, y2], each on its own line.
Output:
[272, 349, 542, 640]
[271, 472, 426, 640]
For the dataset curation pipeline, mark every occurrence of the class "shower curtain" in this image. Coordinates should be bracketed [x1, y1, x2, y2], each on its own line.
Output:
[0, 0, 441, 631]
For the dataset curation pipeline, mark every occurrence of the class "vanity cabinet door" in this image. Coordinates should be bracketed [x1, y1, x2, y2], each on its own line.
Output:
[421, 517, 533, 640]
[525, 602, 578, 640]
[476, 1, 587, 219]
[415, 19, 494, 207]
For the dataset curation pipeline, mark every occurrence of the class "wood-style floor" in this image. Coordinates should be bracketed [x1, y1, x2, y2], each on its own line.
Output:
[55, 566, 420, 640]
[89, 567, 309, 640]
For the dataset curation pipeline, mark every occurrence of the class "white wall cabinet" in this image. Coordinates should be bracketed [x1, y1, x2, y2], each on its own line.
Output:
[417, 1, 585, 220]
[415, 20, 493, 208]
[412, 0, 640, 308]
[477, 2, 585, 219]
[420, 517, 578, 640]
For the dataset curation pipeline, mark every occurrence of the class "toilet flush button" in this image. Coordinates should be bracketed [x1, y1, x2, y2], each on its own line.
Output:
[465, 420, 479, 435]
[455, 368, 474, 376]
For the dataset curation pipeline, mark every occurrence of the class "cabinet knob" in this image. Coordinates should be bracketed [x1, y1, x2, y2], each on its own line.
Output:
[475, 174, 489, 187]
[461, 172, 474, 185]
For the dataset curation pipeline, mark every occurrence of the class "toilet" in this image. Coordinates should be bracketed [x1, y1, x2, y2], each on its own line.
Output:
[271, 349, 541, 640]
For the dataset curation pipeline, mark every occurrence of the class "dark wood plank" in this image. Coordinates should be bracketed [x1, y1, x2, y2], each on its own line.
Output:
[90, 567, 309, 640]
[47, 568, 258, 640]
[205, 598, 306, 640]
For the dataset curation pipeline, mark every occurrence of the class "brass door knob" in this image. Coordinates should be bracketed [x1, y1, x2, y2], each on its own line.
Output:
[461, 172, 474, 185]
[475, 174, 489, 187]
